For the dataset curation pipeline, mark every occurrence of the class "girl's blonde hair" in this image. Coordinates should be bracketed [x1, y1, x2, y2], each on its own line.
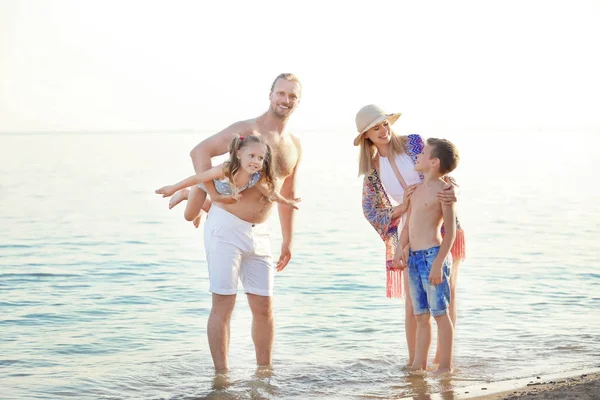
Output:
[357, 129, 407, 176]
[224, 135, 275, 195]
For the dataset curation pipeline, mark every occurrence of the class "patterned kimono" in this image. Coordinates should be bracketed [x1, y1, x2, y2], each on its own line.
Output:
[361, 134, 466, 298]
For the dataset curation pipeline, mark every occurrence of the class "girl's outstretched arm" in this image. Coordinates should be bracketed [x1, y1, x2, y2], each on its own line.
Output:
[255, 183, 301, 210]
[156, 164, 224, 197]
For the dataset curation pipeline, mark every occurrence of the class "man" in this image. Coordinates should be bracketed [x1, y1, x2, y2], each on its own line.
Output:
[189, 73, 302, 372]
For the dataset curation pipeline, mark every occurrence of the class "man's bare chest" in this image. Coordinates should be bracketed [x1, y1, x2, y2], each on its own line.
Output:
[269, 139, 298, 178]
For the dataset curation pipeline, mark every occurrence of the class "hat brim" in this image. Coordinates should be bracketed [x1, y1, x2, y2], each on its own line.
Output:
[353, 112, 401, 146]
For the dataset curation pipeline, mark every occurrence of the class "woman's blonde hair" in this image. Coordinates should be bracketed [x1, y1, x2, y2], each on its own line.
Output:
[357, 128, 407, 176]
[224, 135, 275, 196]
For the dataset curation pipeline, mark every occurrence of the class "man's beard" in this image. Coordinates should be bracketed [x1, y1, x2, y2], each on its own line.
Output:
[270, 104, 292, 119]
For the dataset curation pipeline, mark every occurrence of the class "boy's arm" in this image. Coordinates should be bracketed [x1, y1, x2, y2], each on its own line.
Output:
[189, 122, 248, 203]
[155, 165, 224, 197]
[437, 176, 459, 205]
[430, 201, 456, 284]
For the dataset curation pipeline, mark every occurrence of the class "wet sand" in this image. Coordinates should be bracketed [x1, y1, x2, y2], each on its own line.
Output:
[470, 372, 600, 399]
[450, 370, 600, 400]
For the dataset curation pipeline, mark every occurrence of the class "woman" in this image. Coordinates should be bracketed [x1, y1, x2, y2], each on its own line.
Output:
[355, 104, 465, 365]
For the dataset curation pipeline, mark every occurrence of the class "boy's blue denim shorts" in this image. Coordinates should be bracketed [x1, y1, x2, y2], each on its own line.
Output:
[408, 246, 452, 317]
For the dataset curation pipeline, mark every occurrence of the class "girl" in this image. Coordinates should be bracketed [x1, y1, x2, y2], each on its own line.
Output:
[156, 135, 300, 223]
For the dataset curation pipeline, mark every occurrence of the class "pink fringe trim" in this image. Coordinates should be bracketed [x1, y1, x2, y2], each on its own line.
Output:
[450, 229, 466, 261]
[386, 267, 403, 298]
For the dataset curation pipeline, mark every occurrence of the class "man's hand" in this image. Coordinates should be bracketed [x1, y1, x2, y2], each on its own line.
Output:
[436, 184, 457, 205]
[429, 261, 443, 285]
[276, 242, 292, 272]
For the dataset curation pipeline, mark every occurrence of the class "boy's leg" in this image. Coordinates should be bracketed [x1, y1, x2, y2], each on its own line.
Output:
[411, 313, 431, 371]
[184, 186, 207, 221]
[432, 313, 454, 374]
[434, 258, 460, 363]
[427, 257, 453, 372]
[407, 252, 431, 371]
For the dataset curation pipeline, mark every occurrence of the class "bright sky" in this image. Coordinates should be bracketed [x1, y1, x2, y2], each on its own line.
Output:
[1, 0, 599, 134]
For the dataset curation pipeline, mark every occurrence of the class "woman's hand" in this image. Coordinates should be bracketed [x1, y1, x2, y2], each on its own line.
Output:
[391, 184, 417, 219]
[436, 183, 458, 205]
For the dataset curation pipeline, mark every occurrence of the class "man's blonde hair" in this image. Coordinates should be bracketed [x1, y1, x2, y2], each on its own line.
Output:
[270, 73, 302, 93]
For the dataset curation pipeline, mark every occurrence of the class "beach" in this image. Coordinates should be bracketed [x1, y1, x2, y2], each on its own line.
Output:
[432, 370, 600, 400]
[472, 372, 600, 400]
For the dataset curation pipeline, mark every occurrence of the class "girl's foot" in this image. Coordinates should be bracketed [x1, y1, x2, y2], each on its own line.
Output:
[169, 189, 189, 209]
[193, 213, 202, 228]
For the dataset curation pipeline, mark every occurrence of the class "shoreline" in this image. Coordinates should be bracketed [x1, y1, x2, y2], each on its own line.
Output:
[399, 367, 600, 400]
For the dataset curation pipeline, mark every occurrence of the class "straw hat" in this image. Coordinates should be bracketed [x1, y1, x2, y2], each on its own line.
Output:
[353, 104, 401, 146]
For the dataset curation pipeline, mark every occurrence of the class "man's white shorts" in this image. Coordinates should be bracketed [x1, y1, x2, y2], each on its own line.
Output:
[203, 205, 273, 296]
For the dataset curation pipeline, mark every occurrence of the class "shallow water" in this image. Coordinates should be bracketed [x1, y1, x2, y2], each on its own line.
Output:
[1, 131, 599, 399]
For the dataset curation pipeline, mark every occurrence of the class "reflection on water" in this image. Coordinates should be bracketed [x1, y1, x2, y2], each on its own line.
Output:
[1, 132, 599, 399]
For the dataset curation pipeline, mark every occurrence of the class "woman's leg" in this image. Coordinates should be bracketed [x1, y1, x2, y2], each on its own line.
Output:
[403, 268, 417, 365]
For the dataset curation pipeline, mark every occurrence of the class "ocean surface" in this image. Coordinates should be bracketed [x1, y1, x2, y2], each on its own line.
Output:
[1, 131, 599, 399]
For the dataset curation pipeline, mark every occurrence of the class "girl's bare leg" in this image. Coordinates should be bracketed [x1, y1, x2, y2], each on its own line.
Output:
[169, 189, 189, 209]
[184, 186, 207, 222]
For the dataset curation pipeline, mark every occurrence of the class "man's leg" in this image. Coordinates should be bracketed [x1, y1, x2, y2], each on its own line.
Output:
[207, 293, 236, 372]
[403, 268, 417, 365]
[247, 294, 274, 367]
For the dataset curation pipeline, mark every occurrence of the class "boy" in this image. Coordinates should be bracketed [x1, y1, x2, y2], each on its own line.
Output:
[394, 138, 460, 375]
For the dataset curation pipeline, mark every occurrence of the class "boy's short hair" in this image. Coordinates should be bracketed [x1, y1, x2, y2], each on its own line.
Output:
[427, 138, 460, 175]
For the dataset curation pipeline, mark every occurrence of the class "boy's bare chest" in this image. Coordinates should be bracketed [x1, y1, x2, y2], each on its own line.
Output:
[412, 186, 439, 212]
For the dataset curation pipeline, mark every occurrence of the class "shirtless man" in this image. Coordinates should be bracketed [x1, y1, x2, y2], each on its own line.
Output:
[187, 73, 302, 372]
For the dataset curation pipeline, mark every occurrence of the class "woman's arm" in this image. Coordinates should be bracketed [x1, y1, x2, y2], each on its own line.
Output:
[437, 176, 459, 205]
[156, 164, 224, 197]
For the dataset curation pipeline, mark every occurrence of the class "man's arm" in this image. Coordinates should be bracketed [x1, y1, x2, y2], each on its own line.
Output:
[189, 121, 249, 201]
[275, 137, 302, 272]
